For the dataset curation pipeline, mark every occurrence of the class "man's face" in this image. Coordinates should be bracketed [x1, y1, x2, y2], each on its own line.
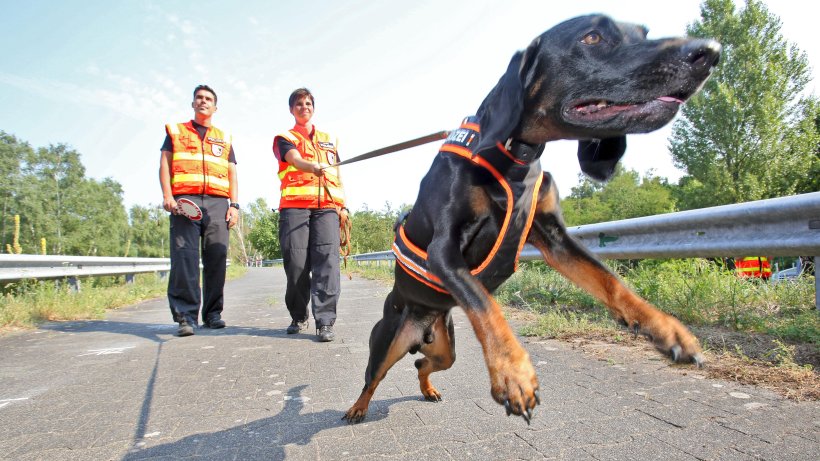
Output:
[192, 89, 217, 117]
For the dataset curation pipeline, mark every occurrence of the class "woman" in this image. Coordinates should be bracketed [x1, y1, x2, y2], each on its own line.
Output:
[273, 88, 347, 342]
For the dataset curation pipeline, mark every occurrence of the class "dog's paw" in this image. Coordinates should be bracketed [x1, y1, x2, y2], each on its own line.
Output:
[342, 405, 368, 424]
[421, 385, 443, 402]
[488, 352, 540, 424]
[624, 310, 704, 367]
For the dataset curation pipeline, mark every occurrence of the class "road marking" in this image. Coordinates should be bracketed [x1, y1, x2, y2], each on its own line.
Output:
[0, 397, 30, 410]
[77, 346, 135, 356]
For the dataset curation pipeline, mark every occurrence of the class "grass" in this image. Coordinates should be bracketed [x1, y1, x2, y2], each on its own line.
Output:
[497, 259, 818, 344]
[0, 264, 247, 330]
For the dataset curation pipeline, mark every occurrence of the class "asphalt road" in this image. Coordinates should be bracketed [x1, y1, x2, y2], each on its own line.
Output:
[0, 268, 817, 460]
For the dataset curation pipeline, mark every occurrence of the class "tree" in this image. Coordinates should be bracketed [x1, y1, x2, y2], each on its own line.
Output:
[128, 204, 169, 257]
[561, 166, 675, 226]
[670, 0, 819, 210]
[66, 178, 129, 255]
[246, 198, 281, 259]
[350, 202, 408, 254]
[0, 132, 27, 252]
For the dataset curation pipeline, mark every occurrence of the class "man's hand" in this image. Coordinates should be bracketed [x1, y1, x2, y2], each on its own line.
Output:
[163, 196, 178, 214]
[226, 206, 239, 228]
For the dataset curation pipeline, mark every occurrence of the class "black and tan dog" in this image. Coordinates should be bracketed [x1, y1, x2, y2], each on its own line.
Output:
[343, 14, 721, 424]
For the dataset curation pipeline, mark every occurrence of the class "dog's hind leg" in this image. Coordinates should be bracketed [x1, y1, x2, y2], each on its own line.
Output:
[343, 291, 430, 423]
[414, 311, 456, 401]
[527, 173, 703, 366]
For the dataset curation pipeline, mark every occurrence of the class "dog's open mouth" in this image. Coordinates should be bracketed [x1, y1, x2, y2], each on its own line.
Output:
[572, 96, 684, 116]
[570, 96, 684, 118]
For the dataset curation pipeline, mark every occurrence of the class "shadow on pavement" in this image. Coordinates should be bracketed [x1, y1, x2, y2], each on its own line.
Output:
[41, 320, 303, 343]
[122, 384, 419, 460]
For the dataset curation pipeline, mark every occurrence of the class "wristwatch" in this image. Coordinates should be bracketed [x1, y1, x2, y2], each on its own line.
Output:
[229, 202, 240, 210]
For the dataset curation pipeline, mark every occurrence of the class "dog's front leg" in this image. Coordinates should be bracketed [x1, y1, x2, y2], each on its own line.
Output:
[427, 238, 540, 423]
[527, 174, 703, 365]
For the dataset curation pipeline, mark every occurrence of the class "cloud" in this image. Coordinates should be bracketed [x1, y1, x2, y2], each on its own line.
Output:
[0, 70, 181, 122]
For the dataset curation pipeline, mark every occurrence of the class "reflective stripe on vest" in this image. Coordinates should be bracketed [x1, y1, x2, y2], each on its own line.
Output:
[167, 121, 232, 197]
[392, 116, 543, 294]
[275, 127, 345, 209]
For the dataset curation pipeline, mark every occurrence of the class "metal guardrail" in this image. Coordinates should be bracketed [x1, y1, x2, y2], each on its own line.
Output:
[349, 192, 820, 308]
[0, 255, 170, 282]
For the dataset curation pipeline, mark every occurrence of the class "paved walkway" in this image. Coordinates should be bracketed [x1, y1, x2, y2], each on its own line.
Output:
[0, 268, 817, 460]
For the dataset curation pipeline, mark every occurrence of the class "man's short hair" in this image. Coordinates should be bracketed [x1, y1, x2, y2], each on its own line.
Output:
[288, 88, 314, 109]
[193, 84, 217, 104]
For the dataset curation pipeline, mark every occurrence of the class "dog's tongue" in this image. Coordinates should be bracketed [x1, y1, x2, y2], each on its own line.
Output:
[657, 96, 685, 104]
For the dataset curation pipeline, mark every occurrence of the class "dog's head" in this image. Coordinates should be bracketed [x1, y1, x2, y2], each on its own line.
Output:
[475, 14, 720, 181]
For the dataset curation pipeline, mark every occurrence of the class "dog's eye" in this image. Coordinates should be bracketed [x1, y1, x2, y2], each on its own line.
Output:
[581, 32, 602, 45]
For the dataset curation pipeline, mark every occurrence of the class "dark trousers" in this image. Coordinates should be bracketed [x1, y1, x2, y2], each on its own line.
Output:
[279, 208, 340, 328]
[168, 195, 229, 325]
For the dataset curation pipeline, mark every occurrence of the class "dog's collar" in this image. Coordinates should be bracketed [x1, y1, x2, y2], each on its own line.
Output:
[502, 138, 545, 164]
[442, 117, 543, 165]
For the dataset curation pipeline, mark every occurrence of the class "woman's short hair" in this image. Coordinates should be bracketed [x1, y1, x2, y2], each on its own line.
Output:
[288, 88, 314, 109]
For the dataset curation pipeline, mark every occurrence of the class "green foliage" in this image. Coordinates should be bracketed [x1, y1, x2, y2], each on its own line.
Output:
[561, 166, 675, 225]
[246, 198, 281, 259]
[498, 258, 818, 344]
[670, 0, 820, 209]
[1, 133, 131, 255]
[128, 204, 169, 257]
[0, 274, 167, 327]
[518, 310, 619, 338]
[350, 202, 409, 254]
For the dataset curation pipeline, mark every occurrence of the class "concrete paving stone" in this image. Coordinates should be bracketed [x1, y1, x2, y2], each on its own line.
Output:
[392, 423, 478, 451]
[412, 396, 501, 426]
[379, 443, 458, 461]
[12, 430, 97, 453]
[0, 433, 33, 459]
[444, 431, 546, 459]
[654, 419, 782, 460]
[579, 434, 698, 461]
[316, 426, 398, 459]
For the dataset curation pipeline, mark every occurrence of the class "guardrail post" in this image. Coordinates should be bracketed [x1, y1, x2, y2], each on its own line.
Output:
[125, 274, 135, 284]
[815, 256, 819, 311]
[158, 271, 168, 281]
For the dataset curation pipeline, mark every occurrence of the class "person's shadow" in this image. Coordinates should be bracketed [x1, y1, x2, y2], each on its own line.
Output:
[40, 319, 303, 343]
[121, 384, 418, 460]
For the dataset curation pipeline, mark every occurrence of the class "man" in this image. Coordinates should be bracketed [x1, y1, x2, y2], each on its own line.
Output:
[273, 88, 347, 342]
[159, 84, 240, 336]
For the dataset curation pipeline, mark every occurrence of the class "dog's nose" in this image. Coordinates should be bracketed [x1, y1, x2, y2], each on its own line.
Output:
[682, 39, 722, 69]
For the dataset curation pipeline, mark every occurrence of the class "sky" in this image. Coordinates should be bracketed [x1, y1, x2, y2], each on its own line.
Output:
[1, 0, 818, 214]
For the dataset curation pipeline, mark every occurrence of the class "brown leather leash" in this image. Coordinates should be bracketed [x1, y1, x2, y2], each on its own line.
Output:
[319, 130, 451, 274]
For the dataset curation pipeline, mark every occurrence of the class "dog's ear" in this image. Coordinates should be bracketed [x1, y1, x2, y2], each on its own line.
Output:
[474, 51, 525, 153]
[577, 137, 627, 181]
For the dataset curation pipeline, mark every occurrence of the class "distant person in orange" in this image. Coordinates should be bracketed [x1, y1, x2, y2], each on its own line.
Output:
[273, 88, 347, 342]
[159, 84, 240, 336]
[734, 256, 772, 280]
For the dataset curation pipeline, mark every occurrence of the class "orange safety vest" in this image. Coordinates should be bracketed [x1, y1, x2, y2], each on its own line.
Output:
[735, 256, 772, 279]
[274, 126, 345, 209]
[166, 121, 232, 198]
[392, 117, 543, 294]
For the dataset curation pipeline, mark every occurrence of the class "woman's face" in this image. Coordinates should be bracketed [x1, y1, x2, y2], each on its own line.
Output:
[290, 96, 314, 124]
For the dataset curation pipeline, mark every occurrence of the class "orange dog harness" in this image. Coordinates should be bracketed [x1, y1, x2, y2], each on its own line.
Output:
[393, 117, 543, 294]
